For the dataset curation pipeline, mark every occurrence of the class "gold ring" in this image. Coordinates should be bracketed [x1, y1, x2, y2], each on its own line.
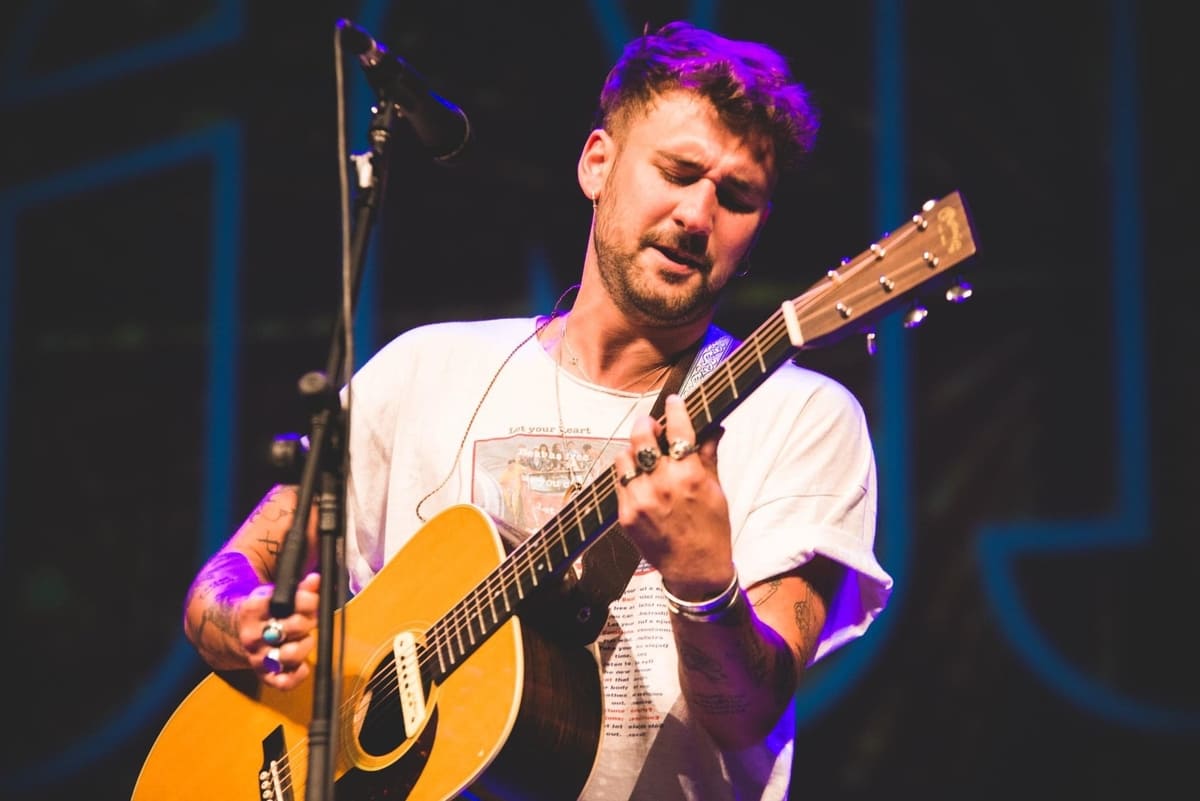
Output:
[668, 439, 698, 460]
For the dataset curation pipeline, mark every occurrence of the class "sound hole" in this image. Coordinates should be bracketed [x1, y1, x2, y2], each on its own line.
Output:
[356, 653, 429, 757]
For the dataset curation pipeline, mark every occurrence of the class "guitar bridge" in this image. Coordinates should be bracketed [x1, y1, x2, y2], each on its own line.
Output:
[258, 725, 293, 801]
[393, 631, 427, 738]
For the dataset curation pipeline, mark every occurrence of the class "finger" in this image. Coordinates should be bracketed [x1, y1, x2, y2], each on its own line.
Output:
[261, 618, 287, 645]
[663, 395, 701, 461]
[261, 646, 285, 675]
[298, 571, 322, 593]
[612, 450, 641, 489]
[663, 394, 697, 444]
[292, 574, 323, 616]
[627, 412, 658, 449]
[261, 638, 312, 674]
[626, 414, 665, 475]
[697, 424, 725, 468]
[263, 659, 310, 689]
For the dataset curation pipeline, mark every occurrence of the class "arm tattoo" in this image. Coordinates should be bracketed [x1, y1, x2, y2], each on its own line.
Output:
[714, 594, 769, 686]
[189, 552, 257, 640]
[680, 641, 727, 682]
[792, 594, 823, 667]
[197, 602, 239, 641]
[738, 618, 769, 687]
[689, 692, 750, 716]
[250, 488, 295, 527]
[249, 488, 296, 564]
[257, 533, 283, 560]
[752, 578, 781, 607]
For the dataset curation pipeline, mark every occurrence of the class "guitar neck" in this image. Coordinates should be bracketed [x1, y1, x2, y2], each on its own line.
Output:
[422, 190, 977, 684]
[421, 316, 798, 683]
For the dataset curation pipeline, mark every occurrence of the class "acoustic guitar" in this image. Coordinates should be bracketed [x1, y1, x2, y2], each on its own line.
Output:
[133, 191, 977, 800]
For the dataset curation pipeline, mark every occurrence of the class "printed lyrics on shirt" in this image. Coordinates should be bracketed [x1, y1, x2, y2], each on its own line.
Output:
[597, 580, 674, 738]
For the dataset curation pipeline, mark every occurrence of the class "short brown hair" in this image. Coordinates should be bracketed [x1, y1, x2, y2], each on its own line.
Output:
[596, 21, 819, 174]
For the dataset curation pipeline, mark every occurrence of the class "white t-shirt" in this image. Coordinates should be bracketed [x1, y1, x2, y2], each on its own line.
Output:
[343, 317, 893, 801]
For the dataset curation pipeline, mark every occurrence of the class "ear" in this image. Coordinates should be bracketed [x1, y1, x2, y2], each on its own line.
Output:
[577, 128, 612, 200]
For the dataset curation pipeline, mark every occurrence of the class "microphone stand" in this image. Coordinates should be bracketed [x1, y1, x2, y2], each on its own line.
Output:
[269, 97, 401, 801]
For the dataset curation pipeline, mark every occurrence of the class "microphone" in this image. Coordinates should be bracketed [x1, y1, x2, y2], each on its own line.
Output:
[338, 19, 471, 162]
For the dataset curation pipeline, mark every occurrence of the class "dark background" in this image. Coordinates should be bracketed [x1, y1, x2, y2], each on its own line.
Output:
[1, 1, 1196, 799]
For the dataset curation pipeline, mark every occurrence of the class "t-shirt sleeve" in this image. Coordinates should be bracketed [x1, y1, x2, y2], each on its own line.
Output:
[723, 370, 893, 664]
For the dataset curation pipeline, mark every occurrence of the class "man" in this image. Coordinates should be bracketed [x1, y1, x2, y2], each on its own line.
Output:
[182, 20, 892, 801]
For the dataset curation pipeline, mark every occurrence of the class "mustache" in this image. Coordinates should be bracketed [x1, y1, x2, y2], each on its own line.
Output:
[640, 230, 712, 273]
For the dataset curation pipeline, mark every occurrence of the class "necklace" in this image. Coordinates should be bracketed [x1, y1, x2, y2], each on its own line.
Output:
[554, 315, 672, 493]
[416, 305, 673, 521]
[560, 317, 592, 382]
[559, 314, 673, 395]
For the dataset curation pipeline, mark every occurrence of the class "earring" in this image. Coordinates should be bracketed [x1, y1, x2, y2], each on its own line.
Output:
[735, 260, 751, 278]
[591, 190, 598, 211]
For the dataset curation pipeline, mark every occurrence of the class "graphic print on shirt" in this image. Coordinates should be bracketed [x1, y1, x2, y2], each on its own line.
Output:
[472, 431, 676, 745]
[594, 565, 676, 742]
[471, 430, 624, 535]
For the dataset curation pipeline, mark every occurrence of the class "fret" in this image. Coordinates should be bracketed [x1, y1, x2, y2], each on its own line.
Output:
[486, 581, 501, 624]
[465, 596, 478, 646]
[420, 190, 975, 688]
[453, 619, 465, 657]
[434, 639, 448, 675]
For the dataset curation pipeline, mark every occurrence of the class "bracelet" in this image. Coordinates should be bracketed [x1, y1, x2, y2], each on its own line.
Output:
[661, 570, 741, 622]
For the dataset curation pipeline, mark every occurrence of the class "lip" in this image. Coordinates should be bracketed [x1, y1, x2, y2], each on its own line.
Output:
[652, 244, 704, 272]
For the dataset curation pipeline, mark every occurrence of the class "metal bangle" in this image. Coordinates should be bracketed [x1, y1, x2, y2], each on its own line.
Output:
[661, 569, 741, 622]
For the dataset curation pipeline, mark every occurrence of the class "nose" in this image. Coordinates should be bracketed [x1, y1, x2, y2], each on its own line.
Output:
[673, 179, 718, 236]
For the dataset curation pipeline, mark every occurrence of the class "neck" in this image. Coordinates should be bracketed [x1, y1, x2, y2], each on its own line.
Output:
[556, 313, 678, 393]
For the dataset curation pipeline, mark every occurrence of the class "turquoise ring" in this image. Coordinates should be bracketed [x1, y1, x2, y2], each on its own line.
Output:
[262, 619, 285, 646]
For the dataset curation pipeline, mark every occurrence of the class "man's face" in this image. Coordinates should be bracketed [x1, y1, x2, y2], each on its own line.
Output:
[593, 91, 774, 327]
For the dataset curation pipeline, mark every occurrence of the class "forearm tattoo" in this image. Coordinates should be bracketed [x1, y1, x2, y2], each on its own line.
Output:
[249, 488, 296, 560]
[188, 552, 256, 642]
[680, 641, 727, 682]
[689, 691, 749, 716]
[738, 612, 770, 687]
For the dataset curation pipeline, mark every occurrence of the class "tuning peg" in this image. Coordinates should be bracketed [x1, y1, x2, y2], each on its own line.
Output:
[944, 279, 974, 303]
[866, 331, 878, 356]
[902, 303, 929, 329]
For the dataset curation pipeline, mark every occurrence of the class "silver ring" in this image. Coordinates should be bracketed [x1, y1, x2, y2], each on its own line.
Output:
[668, 439, 698, 460]
[618, 469, 640, 487]
[263, 647, 283, 674]
[635, 447, 661, 473]
[262, 619, 285, 646]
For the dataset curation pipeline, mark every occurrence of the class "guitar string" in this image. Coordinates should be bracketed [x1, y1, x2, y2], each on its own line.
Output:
[350, 235, 933, 709]
[302, 214, 945, 754]
[407, 219, 940, 669]
[342, 254, 939, 748]
[299, 317, 890, 765]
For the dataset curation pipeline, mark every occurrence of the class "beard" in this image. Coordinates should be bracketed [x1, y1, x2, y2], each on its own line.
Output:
[593, 214, 728, 327]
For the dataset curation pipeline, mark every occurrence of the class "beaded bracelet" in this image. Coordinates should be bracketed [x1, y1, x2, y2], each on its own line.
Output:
[661, 570, 741, 622]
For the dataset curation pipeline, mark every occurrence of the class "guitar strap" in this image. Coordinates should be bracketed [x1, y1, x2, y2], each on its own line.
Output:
[543, 325, 737, 645]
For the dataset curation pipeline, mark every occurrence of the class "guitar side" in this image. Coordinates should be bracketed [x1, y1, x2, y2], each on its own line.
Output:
[133, 504, 602, 801]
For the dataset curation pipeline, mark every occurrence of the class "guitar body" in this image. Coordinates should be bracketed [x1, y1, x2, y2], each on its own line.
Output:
[133, 504, 603, 800]
[135, 190, 979, 801]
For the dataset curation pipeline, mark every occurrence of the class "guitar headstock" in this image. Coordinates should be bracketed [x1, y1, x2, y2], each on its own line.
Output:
[782, 190, 978, 351]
